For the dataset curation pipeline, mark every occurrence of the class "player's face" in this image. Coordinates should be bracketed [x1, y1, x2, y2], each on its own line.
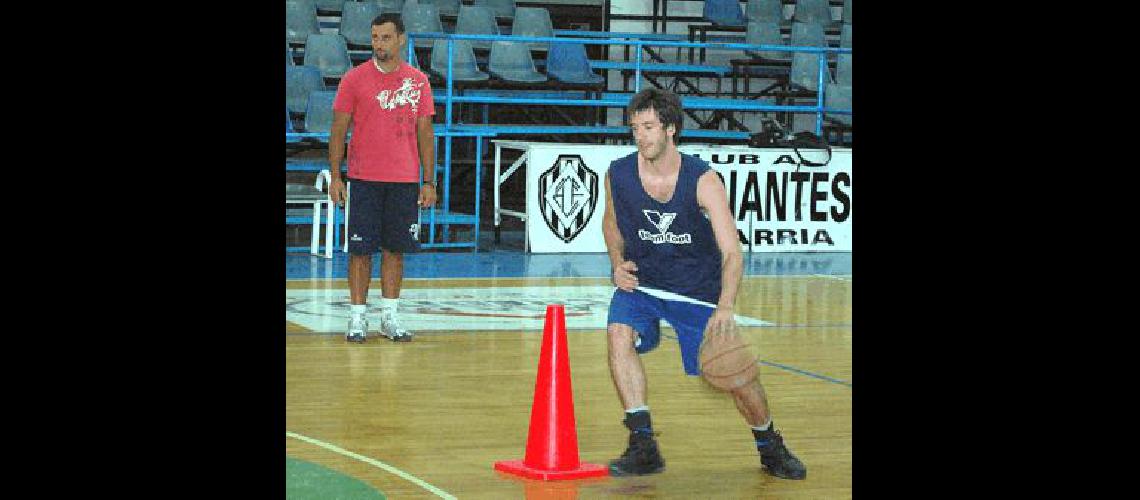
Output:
[371, 23, 404, 63]
[630, 108, 675, 161]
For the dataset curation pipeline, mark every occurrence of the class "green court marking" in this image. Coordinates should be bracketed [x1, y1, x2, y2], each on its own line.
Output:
[287, 456, 386, 500]
[287, 431, 457, 499]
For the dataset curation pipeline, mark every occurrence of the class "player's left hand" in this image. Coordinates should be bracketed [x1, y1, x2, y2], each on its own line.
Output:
[418, 184, 437, 208]
[704, 306, 737, 340]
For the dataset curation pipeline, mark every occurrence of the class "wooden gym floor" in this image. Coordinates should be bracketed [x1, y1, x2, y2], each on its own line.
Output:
[286, 252, 851, 499]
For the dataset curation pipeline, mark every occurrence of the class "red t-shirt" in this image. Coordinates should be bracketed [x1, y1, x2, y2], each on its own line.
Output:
[333, 60, 435, 182]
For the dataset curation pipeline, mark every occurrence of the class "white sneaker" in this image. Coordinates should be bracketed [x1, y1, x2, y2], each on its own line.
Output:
[346, 315, 367, 343]
[379, 310, 413, 342]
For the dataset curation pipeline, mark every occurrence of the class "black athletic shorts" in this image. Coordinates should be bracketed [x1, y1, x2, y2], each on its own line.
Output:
[345, 178, 421, 255]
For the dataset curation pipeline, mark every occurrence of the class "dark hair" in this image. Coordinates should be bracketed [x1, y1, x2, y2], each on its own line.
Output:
[371, 13, 405, 34]
[627, 88, 683, 142]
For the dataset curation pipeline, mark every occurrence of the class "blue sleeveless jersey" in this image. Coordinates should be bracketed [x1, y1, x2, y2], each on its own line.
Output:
[609, 152, 722, 304]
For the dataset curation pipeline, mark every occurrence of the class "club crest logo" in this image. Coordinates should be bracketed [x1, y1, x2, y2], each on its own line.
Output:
[538, 155, 599, 243]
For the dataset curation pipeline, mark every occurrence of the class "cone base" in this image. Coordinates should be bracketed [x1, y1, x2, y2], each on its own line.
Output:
[494, 460, 609, 481]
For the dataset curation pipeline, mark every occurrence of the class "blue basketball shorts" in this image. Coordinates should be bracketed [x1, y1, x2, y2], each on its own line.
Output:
[607, 288, 716, 376]
[345, 178, 421, 255]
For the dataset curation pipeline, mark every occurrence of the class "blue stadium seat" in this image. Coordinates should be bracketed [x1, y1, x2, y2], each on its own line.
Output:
[745, 20, 788, 61]
[455, 5, 499, 51]
[488, 41, 546, 83]
[375, 0, 404, 14]
[788, 20, 825, 81]
[425, 0, 460, 17]
[286, 0, 321, 45]
[546, 42, 603, 85]
[703, 0, 746, 26]
[287, 65, 327, 114]
[474, 0, 516, 21]
[511, 7, 554, 52]
[840, 23, 851, 48]
[790, 20, 826, 48]
[340, 1, 383, 46]
[789, 51, 833, 92]
[314, 0, 347, 13]
[843, 0, 851, 24]
[304, 90, 339, 133]
[431, 39, 490, 81]
[792, 0, 833, 25]
[836, 53, 851, 86]
[824, 83, 851, 126]
[747, 0, 786, 24]
[402, 3, 444, 48]
[304, 33, 354, 78]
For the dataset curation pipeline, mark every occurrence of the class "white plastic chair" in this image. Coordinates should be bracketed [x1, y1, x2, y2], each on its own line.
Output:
[286, 169, 335, 258]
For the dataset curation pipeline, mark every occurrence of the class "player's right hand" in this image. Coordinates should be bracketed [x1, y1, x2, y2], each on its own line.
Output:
[328, 178, 346, 206]
[704, 306, 738, 341]
[613, 260, 639, 291]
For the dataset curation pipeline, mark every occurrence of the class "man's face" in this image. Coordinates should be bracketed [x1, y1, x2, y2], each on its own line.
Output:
[371, 22, 404, 63]
[630, 108, 675, 161]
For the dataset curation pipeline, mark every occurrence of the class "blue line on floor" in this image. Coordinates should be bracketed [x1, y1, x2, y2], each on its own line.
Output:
[758, 359, 852, 388]
[659, 332, 851, 388]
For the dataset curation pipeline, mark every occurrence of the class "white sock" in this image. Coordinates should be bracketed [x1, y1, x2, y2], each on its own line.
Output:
[350, 304, 367, 318]
[381, 298, 398, 314]
[751, 417, 773, 432]
[625, 405, 650, 414]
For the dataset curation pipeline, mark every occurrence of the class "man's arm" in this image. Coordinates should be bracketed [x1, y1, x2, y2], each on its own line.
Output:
[416, 114, 437, 208]
[696, 170, 743, 335]
[603, 171, 638, 290]
[328, 110, 352, 205]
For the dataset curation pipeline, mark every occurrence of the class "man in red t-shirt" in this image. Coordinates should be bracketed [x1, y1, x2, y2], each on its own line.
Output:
[328, 13, 436, 343]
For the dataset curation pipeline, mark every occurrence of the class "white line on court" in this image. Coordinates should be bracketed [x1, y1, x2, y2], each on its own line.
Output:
[286, 275, 848, 284]
[812, 274, 851, 280]
[286, 431, 457, 500]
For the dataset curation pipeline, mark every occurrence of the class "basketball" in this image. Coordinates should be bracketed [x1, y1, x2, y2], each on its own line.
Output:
[699, 333, 759, 391]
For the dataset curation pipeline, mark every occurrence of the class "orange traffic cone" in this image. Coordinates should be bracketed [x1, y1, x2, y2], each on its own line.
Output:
[494, 304, 608, 480]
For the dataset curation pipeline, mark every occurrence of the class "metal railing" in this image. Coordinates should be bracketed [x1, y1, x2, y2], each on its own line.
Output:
[405, 31, 851, 136]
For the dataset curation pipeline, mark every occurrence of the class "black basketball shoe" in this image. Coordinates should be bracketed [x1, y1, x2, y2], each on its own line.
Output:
[609, 432, 665, 476]
[756, 429, 807, 480]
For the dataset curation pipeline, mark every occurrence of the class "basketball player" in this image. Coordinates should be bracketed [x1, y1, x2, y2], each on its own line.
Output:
[328, 14, 437, 343]
[602, 88, 806, 479]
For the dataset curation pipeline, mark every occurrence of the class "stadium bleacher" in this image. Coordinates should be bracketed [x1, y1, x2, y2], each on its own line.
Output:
[285, 0, 851, 253]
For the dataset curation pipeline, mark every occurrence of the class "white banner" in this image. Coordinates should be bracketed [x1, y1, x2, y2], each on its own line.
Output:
[525, 144, 852, 253]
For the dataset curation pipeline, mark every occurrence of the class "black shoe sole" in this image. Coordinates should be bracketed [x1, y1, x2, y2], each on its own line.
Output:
[608, 464, 664, 476]
[346, 335, 366, 343]
[382, 335, 413, 342]
[763, 467, 807, 480]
